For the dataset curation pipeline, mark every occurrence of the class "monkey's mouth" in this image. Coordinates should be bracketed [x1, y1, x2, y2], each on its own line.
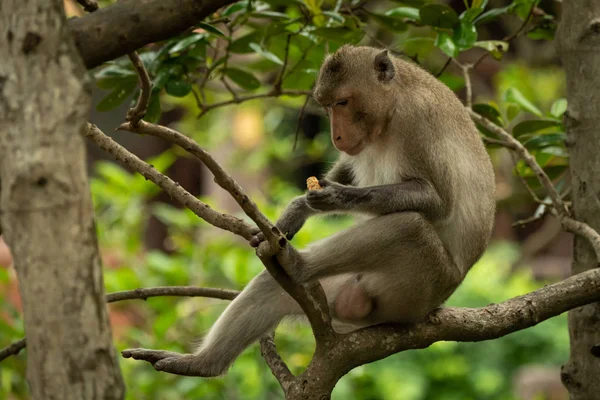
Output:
[343, 140, 365, 156]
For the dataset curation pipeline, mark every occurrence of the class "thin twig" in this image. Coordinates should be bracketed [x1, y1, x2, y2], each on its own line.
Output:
[260, 332, 295, 389]
[126, 52, 153, 126]
[435, 57, 452, 77]
[274, 35, 292, 93]
[292, 95, 311, 151]
[197, 90, 311, 119]
[85, 123, 255, 240]
[0, 286, 240, 361]
[469, 110, 567, 215]
[462, 64, 473, 109]
[118, 120, 274, 240]
[473, 3, 537, 70]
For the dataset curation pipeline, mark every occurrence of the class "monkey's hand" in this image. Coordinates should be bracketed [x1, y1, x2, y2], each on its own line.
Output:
[306, 179, 358, 212]
[250, 196, 311, 247]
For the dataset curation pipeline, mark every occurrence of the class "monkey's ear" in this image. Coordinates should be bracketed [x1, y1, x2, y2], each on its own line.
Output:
[374, 50, 395, 82]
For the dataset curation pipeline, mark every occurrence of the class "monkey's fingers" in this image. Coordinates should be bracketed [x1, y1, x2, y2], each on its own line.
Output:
[249, 232, 265, 247]
[121, 348, 181, 365]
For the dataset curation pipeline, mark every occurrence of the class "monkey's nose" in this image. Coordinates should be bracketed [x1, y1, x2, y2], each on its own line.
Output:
[335, 136, 342, 141]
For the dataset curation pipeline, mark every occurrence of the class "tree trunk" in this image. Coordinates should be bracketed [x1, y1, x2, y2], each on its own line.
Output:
[0, 1, 125, 399]
[556, 3, 600, 398]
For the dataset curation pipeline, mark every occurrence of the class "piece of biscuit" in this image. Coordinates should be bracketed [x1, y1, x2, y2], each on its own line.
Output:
[306, 176, 322, 190]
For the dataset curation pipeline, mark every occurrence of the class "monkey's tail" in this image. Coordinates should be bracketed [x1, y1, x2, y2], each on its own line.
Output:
[193, 270, 301, 375]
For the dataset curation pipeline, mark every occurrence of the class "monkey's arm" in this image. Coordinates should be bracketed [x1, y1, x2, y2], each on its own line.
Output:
[250, 160, 354, 247]
[306, 178, 445, 218]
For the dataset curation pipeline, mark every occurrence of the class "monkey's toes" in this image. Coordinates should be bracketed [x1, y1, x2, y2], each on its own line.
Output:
[154, 355, 222, 377]
[121, 348, 182, 365]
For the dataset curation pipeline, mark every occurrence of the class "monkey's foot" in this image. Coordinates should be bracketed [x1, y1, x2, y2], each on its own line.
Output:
[122, 348, 221, 377]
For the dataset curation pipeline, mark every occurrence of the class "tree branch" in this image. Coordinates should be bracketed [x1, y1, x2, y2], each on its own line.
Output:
[337, 267, 600, 372]
[117, 120, 275, 244]
[84, 123, 256, 240]
[69, 0, 238, 69]
[0, 286, 240, 362]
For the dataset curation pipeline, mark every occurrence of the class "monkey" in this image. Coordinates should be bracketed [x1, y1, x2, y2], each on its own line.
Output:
[122, 45, 496, 377]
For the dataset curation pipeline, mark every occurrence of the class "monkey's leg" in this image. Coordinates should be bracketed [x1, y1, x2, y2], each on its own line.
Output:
[122, 270, 303, 377]
[298, 212, 463, 323]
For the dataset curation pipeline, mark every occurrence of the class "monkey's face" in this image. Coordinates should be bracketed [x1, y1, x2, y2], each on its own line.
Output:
[313, 46, 396, 156]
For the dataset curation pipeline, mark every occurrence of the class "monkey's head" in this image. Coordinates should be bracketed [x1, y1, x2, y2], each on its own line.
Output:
[313, 46, 397, 156]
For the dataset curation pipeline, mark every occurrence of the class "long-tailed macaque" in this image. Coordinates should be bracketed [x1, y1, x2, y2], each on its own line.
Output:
[122, 45, 496, 377]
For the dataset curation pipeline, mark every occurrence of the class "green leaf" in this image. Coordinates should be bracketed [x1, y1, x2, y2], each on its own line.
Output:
[230, 32, 262, 53]
[435, 32, 458, 58]
[474, 5, 513, 25]
[322, 11, 345, 24]
[367, 12, 408, 32]
[550, 98, 567, 119]
[460, 7, 485, 23]
[513, 120, 563, 137]
[311, 27, 364, 43]
[385, 7, 420, 21]
[96, 80, 137, 112]
[222, 1, 248, 16]
[169, 33, 206, 54]
[506, 103, 520, 121]
[474, 40, 509, 60]
[94, 65, 136, 81]
[252, 11, 290, 19]
[144, 93, 161, 123]
[473, 103, 504, 127]
[96, 75, 137, 90]
[522, 133, 566, 150]
[503, 88, 543, 117]
[420, 4, 459, 29]
[401, 37, 435, 58]
[471, 0, 488, 9]
[165, 80, 192, 97]
[224, 68, 261, 90]
[197, 22, 226, 37]
[249, 43, 284, 65]
[453, 20, 478, 50]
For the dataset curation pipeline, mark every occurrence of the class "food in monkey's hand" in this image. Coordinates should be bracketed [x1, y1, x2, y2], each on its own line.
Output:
[306, 176, 322, 191]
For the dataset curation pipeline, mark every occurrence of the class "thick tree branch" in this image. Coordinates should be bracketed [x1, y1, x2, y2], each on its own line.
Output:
[69, 0, 238, 69]
[336, 267, 600, 372]
[84, 123, 256, 240]
[0, 286, 240, 362]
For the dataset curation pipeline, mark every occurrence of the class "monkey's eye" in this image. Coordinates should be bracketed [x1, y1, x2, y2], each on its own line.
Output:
[336, 99, 348, 106]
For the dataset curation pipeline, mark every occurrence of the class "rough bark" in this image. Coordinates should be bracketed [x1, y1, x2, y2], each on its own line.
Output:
[556, 3, 600, 398]
[0, 1, 125, 399]
[68, 0, 237, 69]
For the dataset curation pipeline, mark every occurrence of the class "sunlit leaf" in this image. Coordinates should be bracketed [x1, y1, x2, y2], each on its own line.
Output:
[550, 98, 567, 119]
[169, 33, 206, 54]
[513, 120, 563, 137]
[435, 32, 458, 57]
[367, 12, 408, 32]
[474, 40, 509, 60]
[249, 43, 284, 65]
[503, 88, 543, 117]
[386, 7, 420, 21]
[196, 22, 226, 37]
[453, 20, 478, 50]
[474, 5, 513, 25]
